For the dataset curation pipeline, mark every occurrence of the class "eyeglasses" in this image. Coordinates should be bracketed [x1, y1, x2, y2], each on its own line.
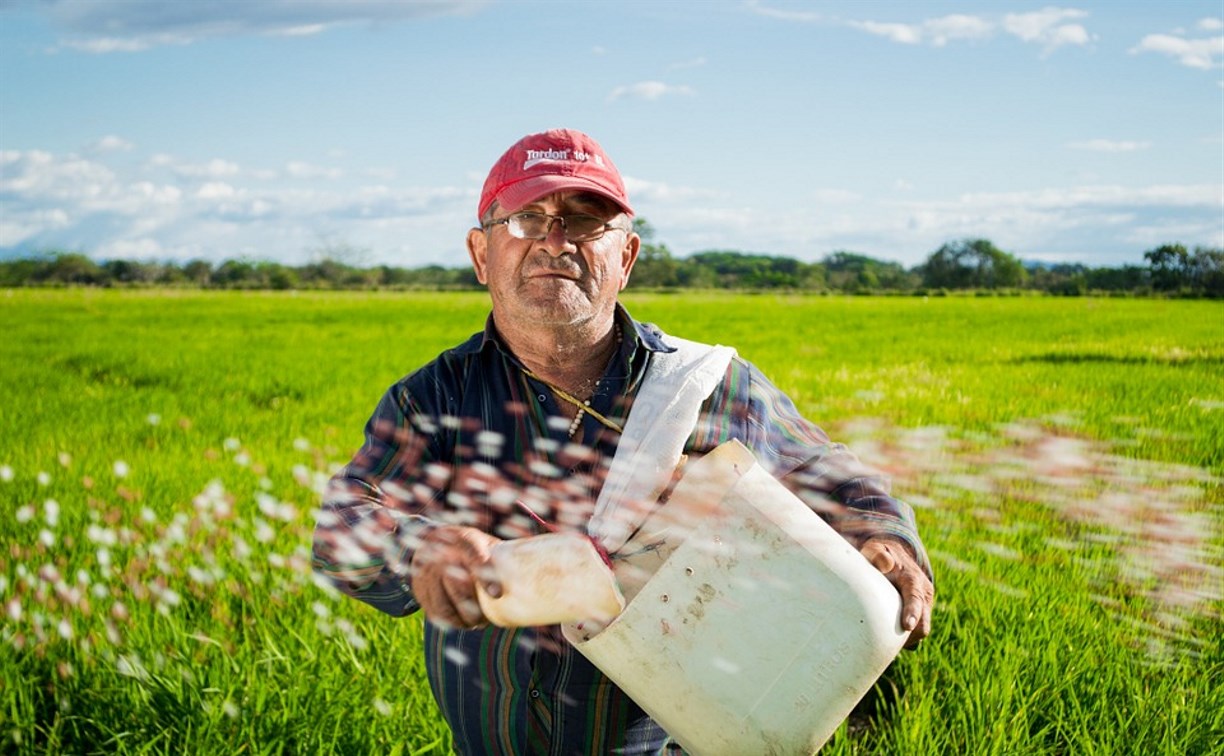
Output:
[483, 212, 627, 243]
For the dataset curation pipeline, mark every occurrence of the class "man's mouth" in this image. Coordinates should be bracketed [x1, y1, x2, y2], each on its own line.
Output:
[528, 269, 581, 281]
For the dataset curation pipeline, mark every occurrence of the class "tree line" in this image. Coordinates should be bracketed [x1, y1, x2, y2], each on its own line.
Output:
[1, 221, 1220, 297]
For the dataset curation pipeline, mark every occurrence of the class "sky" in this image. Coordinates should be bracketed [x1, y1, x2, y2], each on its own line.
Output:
[0, 0, 1221, 269]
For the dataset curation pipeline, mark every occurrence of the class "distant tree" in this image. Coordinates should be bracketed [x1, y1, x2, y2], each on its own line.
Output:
[1188, 246, 1223, 297]
[103, 259, 162, 285]
[211, 259, 257, 288]
[0, 257, 43, 287]
[823, 251, 910, 292]
[182, 259, 214, 286]
[1084, 264, 1148, 293]
[688, 251, 812, 289]
[40, 252, 106, 285]
[919, 238, 1026, 289]
[1144, 243, 1190, 291]
[297, 258, 353, 288]
[625, 218, 682, 288]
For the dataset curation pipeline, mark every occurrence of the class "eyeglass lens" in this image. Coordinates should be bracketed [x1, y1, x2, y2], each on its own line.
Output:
[509, 213, 606, 241]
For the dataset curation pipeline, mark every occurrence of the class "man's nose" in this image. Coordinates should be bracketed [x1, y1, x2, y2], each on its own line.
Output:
[539, 218, 573, 256]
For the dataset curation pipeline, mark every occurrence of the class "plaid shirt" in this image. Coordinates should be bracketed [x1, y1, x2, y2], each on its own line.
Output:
[313, 305, 930, 755]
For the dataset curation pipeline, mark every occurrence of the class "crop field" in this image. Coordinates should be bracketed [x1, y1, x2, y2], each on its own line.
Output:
[1, 289, 1221, 754]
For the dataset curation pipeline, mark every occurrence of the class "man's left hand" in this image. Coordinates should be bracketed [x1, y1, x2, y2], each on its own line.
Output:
[859, 537, 933, 648]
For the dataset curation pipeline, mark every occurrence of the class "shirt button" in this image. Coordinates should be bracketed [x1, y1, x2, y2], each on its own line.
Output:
[529, 689, 541, 699]
[537, 394, 547, 402]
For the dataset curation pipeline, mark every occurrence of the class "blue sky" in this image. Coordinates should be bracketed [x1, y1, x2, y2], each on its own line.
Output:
[1, 0, 1220, 269]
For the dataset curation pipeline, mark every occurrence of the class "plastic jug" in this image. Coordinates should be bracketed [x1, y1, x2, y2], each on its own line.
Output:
[475, 531, 625, 627]
[562, 440, 908, 755]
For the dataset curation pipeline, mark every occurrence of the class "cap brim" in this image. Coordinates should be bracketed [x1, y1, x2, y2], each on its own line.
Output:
[496, 175, 633, 217]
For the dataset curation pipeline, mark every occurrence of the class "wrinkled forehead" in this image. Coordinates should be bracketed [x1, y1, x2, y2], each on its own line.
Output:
[514, 190, 623, 216]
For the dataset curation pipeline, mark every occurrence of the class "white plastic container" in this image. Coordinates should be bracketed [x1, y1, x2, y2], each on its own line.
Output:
[475, 531, 625, 627]
[562, 440, 908, 755]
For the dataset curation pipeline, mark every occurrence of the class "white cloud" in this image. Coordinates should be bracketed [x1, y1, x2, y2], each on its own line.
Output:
[637, 181, 1222, 266]
[849, 15, 994, 47]
[847, 8, 1090, 53]
[810, 188, 862, 204]
[743, 1, 821, 24]
[0, 145, 473, 263]
[1002, 8, 1092, 52]
[285, 161, 343, 180]
[1130, 33, 1224, 70]
[1067, 139, 1152, 153]
[86, 135, 134, 154]
[5, 143, 1218, 268]
[850, 21, 923, 46]
[607, 81, 696, 102]
[622, 177, 722, 204]
[923, 14, 995, 47]
[952, 184, 1219, 210]
[269, 24, 328, 38]
[162, 158, 241, 179]
[196, 182, 237, 200]
[39, 0, 490, 53]
[1199, 18, 1224, 32]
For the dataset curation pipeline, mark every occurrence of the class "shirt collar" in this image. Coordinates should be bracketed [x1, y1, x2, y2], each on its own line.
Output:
[472, 303, 677, 361]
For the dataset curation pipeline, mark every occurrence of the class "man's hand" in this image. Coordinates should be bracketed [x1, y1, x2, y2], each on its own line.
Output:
[411, 525, 504, 629]
[859, 537, 933, 648]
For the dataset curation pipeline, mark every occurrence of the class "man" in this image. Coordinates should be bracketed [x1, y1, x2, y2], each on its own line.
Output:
[312, 128, 933, 755]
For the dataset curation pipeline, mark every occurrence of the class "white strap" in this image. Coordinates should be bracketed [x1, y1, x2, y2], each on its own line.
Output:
[589, 336, 736, 553]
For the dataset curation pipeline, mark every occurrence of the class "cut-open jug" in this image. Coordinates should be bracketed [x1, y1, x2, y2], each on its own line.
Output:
[563, 440, 909, 755]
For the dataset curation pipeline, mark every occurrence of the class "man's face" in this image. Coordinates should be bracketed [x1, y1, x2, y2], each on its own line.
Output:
[466, 191, 640, 329]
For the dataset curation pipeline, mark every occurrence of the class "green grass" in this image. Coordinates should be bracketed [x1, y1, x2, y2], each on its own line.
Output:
[1, 289, 1221, 754]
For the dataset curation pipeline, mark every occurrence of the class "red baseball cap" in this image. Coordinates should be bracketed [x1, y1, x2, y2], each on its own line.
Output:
[477, 129, 633, 219]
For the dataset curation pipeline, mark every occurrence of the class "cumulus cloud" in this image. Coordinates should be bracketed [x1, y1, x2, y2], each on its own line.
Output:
[160, 157, 242, 180]
[607, 81, 696, 102]
[1002, 7, 1092, 52]
[1067, 139, 1152, 153]
[743, 1, 821, 24]
[0, 145, 473, 263]
[1199, 18, 1224, 32]
[285, 161, 343, 180]
[1130, 31, 1224, 70]
[850, 15, 994, 47]
[845, 7, 1091, 53]
[86, 135, 134, 154]
[637, 180, 1222, 267]
[32, 0, 489, 52]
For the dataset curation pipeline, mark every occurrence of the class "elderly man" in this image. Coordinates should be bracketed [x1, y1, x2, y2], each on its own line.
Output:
[313, 128, 933, 755]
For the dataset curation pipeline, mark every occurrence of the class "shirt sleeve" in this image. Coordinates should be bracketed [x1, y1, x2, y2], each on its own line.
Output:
[690, 358, 933, 581]
[311, 383, 444, 617]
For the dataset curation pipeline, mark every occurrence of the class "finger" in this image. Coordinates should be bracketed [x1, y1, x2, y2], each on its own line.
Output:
[898, 572, 934, 647]
[860, 539, 933, 646]
[474, 560, 503, 599]
[441, 563, 486, 627]
[861, 540, 898, 576]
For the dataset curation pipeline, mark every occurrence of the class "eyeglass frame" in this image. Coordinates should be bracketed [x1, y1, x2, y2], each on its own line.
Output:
[482, 211, 631, 243]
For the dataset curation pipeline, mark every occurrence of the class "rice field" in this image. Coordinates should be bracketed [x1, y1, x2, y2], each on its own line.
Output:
[1, 289, 1221, 754]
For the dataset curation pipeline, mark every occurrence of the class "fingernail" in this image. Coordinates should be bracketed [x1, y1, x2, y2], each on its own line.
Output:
[485, 583, 502, 598]
[904, 615, 916, 630]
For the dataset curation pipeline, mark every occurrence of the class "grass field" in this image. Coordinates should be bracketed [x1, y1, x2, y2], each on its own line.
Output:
[1, 289, 1221, 754]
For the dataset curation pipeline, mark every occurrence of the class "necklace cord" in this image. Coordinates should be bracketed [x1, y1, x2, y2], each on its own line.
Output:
[522, 367, 624, 434]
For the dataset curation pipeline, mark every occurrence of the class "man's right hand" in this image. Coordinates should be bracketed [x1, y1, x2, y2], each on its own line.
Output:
[411, 525, 504, 629]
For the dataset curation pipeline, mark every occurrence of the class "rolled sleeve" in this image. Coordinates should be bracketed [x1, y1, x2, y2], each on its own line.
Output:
[311, 385, 445, 617]
[699, 358, 933, 581]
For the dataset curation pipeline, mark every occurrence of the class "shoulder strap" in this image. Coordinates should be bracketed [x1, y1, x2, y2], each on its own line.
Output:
[589, 336, 736, 553]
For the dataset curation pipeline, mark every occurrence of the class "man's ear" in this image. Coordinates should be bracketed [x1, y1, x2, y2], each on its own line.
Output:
[467, 227, 489, 285]
[618, 232, 641, 291]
